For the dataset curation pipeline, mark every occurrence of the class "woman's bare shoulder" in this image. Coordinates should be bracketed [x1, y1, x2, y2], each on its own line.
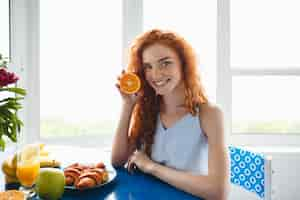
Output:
[199, 102, 223, 118]
[198, 103, 224, 137]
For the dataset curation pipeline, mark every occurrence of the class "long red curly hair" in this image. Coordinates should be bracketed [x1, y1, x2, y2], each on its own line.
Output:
[127, 29, 208, 156]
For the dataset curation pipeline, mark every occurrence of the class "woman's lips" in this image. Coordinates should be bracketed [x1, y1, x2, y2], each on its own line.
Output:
[152, 79, 171, 88]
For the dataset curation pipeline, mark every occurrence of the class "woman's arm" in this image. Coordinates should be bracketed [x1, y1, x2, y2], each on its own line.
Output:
[111, 71, 142, 167]
[111, 103, 136, 167]
[128, 105, 230, 200]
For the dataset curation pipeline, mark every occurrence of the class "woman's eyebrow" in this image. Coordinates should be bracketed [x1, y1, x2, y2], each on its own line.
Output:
[143, 56, 172, 66]
[157, 56, 172, 63]
[142, 62, 151, 66]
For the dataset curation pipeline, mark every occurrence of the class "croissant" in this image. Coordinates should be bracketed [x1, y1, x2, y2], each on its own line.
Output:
[75, 170, 103, 190]
[66, 163, 79, 168]
[89, 168, 109, 183]
[96, 162, 106, 169]
[63, 162, 109, 189]
[89, 168, 106, 183]
[64, 167, 81, 186]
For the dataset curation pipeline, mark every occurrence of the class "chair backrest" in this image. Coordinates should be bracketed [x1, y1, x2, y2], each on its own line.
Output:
[229, 146, 272, 200]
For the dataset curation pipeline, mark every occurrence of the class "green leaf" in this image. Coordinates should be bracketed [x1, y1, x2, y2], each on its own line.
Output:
[0, 115, 5, 123]
[0, 81, 25, 150]
[0, 104, 23, 144]
[0, 98, 24, 113]
[16, 119, 23, 132]
[0, 137, 5, 151]
[4, 101, 22, 110]
[0, 97, 24, 103]
[0, 87, 26, 96]
[0, 108, 13, 119]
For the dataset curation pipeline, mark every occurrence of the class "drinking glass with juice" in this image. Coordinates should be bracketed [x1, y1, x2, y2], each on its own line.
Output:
[16, 143, 40, 199]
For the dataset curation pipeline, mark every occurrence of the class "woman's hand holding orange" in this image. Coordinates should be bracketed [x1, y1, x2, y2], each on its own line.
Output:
[116, 70, 142, 108]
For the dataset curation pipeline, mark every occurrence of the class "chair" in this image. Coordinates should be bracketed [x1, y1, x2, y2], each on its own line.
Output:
[229, 146, 272, 200]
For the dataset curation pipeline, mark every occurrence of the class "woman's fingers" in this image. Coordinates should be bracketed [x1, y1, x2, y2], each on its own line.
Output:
[115, 83, 127, 96]
[127, 154, 138, 173]
[117, 69, 125, 81]
[127, 157, 135, 173]
[137, 91, 142, 98]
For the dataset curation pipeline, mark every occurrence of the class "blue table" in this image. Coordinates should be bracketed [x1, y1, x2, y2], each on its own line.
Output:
[1, 146, 203, 200]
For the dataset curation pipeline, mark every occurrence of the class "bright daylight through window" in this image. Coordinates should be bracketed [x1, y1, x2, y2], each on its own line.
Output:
[231, 0, 300, 134]
[0, 0, 9, 57]
[40, 0, 216, 147]
[40, 1, 122, 146]
[40, 0, 300, 149]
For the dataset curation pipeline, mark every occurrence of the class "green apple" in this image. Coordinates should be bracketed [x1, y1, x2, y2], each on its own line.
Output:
[35, 168, 65, 200]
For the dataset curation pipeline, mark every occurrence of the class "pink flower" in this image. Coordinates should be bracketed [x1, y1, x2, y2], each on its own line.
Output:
[0, 68, 19, 87]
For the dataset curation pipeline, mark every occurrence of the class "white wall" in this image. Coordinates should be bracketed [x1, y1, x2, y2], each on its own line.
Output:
[269, 152, 300, 200]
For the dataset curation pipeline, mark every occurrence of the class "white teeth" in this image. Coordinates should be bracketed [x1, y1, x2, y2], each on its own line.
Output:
[154, 80, 168, 87]
[156, 81, 166, 86]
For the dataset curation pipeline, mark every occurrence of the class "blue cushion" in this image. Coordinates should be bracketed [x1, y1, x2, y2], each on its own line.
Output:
[229, 146, 265, 199]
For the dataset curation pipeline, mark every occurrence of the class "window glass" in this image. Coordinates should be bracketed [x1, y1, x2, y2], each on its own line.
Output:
[40, 1, 122, 146]
[232, 76, 300, 134]
[231, 0, 300, 68]
[0, 0, 10, 58]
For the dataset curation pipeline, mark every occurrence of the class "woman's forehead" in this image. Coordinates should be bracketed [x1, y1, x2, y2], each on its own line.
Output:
[142, 43, 178, 63]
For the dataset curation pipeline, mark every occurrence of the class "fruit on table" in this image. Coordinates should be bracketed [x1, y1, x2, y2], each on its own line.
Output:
[1, 156, 17, 177]
[4, 174, 19, 184]
[119, 72, 141, 94]
[35, 168, 65, 200]
[1, 143, 61, 184]
[39, 156, 61, 168]
[1, 156, 19, 184]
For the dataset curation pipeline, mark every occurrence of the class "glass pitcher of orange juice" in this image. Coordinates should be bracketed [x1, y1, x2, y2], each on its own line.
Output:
[16, 143, 40, 199]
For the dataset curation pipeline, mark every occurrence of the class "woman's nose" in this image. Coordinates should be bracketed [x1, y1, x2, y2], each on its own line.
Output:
[151, 66, 162, 79]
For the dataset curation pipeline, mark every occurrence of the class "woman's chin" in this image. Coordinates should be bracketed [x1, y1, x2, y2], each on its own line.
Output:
[154, 88, 171, 96]
[153, 88, 164, 95]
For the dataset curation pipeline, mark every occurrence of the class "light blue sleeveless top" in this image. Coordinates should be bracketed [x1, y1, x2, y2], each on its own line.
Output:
[151, 113, 208, 175]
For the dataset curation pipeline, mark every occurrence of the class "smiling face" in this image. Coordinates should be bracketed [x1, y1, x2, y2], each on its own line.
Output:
[142, 43, 184, 96]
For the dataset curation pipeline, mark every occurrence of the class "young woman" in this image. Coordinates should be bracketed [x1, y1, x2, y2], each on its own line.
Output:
[112, 29, 229, 200]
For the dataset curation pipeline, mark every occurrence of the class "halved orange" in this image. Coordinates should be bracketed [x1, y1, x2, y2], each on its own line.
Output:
[119, 72, 141, 94]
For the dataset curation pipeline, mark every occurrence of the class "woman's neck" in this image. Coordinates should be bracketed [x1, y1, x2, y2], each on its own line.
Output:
[160, 83, 186, 114]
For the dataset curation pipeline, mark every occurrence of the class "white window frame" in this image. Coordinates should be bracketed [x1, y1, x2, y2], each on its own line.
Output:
[11, 0, 300, 146]
[10, 0, 40, 144]
[219, 0, 300, 146]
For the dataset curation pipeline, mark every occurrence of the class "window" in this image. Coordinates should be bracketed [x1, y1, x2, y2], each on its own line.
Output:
[232, 76, 300, 134]
[231, 0, 300, 136]
[231, 0, 300, 68]
[40, 1, 122, 146]
[0, 0, 10, 57]
[144, 0, 217, 102]
[39, 0, 216, 147]
[12, 0, 300, 147]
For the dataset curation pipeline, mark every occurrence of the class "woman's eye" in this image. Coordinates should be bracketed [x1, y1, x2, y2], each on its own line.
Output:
[161, 61, 171, 67]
